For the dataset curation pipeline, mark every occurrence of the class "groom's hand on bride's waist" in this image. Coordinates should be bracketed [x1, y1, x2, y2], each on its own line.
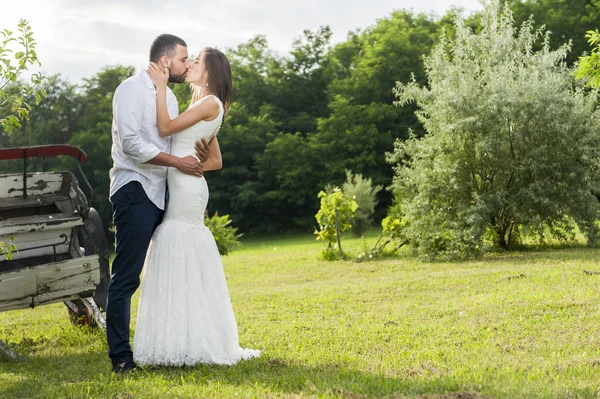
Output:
[195, 139, 211, 163]
[176, 155, 204, 177]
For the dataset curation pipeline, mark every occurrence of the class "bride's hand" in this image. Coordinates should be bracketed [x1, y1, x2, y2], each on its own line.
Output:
[147, 62, 169, 88]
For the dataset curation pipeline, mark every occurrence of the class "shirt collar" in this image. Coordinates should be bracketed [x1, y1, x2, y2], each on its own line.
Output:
[138, 69, 156, 92]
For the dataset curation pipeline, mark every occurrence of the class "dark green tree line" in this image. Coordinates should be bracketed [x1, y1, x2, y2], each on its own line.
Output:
[2, 1, 598, 238]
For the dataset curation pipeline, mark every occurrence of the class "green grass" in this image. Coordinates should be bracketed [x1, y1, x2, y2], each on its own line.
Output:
[2, 233, 600, 398]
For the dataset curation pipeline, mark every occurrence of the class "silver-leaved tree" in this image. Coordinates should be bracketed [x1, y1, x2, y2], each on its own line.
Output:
[388, 0, 600, 258]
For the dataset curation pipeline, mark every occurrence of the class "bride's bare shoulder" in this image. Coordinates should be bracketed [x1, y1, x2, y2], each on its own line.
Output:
[188, 96, 220, 120]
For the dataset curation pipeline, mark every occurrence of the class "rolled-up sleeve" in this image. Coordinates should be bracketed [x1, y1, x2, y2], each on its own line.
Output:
[114, 83, 161, 164]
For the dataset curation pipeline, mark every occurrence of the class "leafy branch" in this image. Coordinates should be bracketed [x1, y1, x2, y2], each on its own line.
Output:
[0, 19, 46, 135]
[575, 29, 600, 88]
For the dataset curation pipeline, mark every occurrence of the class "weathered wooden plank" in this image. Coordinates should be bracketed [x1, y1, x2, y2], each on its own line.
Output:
[0, 216, 81, 237]
[0, 172, 64, 198]
[0, 293, 97, 312]
[0, 256, 99, 312]
[0, 268, 35, 306]
[0, 203, 63, 225]
[35, 285, 97, 307]
[0, 213, 81, 229]
[69, 181, 88, 208]
[0, 228, 74, 261]
[0, 254, 71, 274]
[37, 258, 99, 299]
[0, 298, 33, 312]
[54, 198, 77, 214]
[2, 227, 72, 246]
[38, 290, 96, 307]
[0, 193, 68, 211]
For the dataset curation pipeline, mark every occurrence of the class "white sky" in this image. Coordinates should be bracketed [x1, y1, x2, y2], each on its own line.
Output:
[1, 0, 483, 83]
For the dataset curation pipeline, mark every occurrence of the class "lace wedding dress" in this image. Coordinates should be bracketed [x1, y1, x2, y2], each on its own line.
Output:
[133, 95, 260, 366]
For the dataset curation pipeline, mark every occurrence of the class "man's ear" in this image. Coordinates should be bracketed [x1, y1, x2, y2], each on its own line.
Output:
[159, 56, 171, 69]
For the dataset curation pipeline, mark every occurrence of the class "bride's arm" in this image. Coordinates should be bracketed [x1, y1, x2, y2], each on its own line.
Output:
[202, 137, 222, 171]
[155, 89, 218, 137]
[147, 63, 219, 137]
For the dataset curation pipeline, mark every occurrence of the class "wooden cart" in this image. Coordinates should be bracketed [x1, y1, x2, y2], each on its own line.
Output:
[0, 145, 110, 360]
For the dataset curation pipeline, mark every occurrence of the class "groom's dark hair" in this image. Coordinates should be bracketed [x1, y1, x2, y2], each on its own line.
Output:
[149, 34, 187, 63]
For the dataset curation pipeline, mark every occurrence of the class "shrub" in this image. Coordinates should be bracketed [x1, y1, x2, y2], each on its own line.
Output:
[314, 187, 358, 260]
[204, 212, 241, 255]
[342, 170, 382, 237]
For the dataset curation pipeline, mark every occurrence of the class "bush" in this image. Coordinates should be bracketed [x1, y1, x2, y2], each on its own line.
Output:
[342, 170, 382, 237]
[204, 212, 241, 255]
[388, 0, 600, 258]
[356, 216, 408, 262]
[314, 187, 358, 260]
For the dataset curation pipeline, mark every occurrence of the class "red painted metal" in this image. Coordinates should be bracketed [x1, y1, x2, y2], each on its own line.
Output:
[0, 145, 87, 163]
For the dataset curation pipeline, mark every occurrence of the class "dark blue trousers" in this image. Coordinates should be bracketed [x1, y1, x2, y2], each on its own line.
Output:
[106, 181, 164, 366]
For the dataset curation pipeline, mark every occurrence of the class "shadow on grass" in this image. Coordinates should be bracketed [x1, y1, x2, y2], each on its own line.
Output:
[426, 245, 600, 266]
[0, 350, 497, 399]
[2, 325, 600, 398]
[342, 245, 600, 270]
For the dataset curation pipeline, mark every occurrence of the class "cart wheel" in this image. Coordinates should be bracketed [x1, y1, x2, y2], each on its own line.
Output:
[64, 208, 111, 329]
[65, 299, 96, 328]
[78, 207, 111, 311]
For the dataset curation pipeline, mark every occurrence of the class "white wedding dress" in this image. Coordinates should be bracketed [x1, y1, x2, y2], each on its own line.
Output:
[133, 95, 260, 366]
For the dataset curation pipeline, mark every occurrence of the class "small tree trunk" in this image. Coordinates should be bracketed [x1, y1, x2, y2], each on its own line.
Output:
[495, 225, 509, 250]
[497, 234, 509, 250]
[506, 222, 515, 250]
[335, 209, 343, 256]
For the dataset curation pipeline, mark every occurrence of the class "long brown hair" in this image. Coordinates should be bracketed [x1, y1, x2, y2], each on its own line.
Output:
[191, 47, 232, 115]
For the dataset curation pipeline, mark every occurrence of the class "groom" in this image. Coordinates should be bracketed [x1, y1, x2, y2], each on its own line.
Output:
[106, 33, 210, 373]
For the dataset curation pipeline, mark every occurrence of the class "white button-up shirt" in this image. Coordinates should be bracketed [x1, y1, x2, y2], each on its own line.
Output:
[109, 70, 178, 210]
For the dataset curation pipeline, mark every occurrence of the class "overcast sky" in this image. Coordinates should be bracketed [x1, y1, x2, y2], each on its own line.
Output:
[1, 0, 483, 83]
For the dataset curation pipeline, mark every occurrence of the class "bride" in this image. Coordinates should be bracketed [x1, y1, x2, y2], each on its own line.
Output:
[133, 47, 260, 366]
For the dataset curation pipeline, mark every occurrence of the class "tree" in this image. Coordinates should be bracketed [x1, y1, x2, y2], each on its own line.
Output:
[205, 102, 279, 233]
[389, 0, 600, 258]
[575, 29, 600, 88]
[205, 31, 335, 233]
[313, 11, 444, 222]
[0, 75, 83, 177]
[314, 188, 358, 260]
[256, 131, 328, 232]
[277, 26, 333, 134]
[169, 81, 193, 114]
[0, 19, 45, 135]
[342, 170, 382, 237]
[9, 75, 83, 146]
[0, 11, 483, 237]
[508, 0, 600, 66]
[227, 36, 278, 116]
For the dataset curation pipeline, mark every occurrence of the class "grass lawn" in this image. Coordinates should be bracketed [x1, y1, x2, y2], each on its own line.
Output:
[2, 232, 600, 398]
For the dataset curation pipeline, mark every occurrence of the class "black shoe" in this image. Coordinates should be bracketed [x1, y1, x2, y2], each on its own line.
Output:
[112, 360, 137, 374]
